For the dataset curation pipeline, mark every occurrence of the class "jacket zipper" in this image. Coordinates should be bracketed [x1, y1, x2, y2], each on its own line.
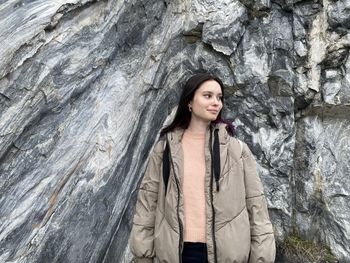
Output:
[209, 127, 218, 263]
[167, 138, 184, 263]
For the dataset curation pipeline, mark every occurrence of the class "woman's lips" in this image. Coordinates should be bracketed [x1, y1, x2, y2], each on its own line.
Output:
[208, 110, 219, 113]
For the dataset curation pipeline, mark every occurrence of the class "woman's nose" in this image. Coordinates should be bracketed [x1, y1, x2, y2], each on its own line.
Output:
[213, 97, 221, 105]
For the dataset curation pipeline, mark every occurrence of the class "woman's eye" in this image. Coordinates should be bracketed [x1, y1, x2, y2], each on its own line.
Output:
[204, 94, 211, 98]
[218, 96, 222, 101]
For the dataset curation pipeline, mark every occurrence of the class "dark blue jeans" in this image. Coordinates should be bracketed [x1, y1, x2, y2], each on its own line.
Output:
[182, 242, 208, 263]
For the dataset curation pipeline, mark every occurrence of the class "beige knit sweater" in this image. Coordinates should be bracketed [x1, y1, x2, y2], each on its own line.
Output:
[181, 129, 206, 243]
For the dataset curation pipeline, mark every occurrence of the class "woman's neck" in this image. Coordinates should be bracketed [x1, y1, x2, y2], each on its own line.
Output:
[187, 118, 210, 133]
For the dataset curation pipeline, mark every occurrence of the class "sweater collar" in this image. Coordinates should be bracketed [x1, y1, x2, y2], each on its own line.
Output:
[166, 122, 230, 146]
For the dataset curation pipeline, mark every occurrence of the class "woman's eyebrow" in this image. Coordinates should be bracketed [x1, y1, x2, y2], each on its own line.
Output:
[202, 91, 222, 95]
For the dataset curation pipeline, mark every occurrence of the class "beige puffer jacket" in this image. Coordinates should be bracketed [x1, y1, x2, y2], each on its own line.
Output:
[130, 123, 276, 263]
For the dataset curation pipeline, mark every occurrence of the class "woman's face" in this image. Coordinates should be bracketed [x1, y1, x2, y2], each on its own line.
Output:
[189, 80, 223, 122]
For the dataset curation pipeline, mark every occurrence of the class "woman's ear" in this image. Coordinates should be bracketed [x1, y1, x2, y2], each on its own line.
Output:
[188, 103, 192, 112]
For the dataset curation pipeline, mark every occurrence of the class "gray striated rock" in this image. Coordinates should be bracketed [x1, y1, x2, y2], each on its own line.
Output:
[0, 0, 350, 262]
[0, 0, 177, 262]
[293, 113, 350, 261]
[328, 0, 350, 29]
[183, 0, 248, 56]
[322, 49, 350, 105]
[0, 0, 97, 80]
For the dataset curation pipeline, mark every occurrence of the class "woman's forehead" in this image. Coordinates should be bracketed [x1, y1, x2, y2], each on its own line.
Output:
[197, 80, 222, 93]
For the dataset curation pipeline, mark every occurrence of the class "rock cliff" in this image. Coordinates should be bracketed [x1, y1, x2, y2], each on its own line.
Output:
[0, 0, 349, 262]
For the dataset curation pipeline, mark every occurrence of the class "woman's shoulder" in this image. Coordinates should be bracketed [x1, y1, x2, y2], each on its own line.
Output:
[216, 123, 254, 159]
[227, 136, 253, 159]
[152, 136, 167, 155]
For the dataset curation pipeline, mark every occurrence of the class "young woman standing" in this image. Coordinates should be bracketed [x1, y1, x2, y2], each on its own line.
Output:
[130, 73, 276, 263]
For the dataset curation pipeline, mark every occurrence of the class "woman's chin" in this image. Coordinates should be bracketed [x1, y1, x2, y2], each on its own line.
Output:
[207, 116, 218, 122]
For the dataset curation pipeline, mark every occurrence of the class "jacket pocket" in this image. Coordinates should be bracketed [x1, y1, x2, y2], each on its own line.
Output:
[215, 208, 251, 263]
[154, 216, 179, 263]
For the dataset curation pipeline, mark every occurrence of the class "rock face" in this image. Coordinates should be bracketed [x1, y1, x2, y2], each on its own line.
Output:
[0, 0, 349, 262]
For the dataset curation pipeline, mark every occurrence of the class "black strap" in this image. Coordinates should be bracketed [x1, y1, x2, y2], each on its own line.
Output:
[213, 129, 221, 192]
[162, 141, 170, 196]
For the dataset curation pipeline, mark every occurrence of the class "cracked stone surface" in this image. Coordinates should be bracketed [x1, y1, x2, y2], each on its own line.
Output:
[0, 0, 349, 262]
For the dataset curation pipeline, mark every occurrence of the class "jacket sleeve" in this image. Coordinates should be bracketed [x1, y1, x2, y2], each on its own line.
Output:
[242, 142, 276, 263]
[129, 142, 163, 263]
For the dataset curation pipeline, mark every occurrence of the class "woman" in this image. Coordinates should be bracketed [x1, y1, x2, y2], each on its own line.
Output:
[129, 73, 276, 263]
